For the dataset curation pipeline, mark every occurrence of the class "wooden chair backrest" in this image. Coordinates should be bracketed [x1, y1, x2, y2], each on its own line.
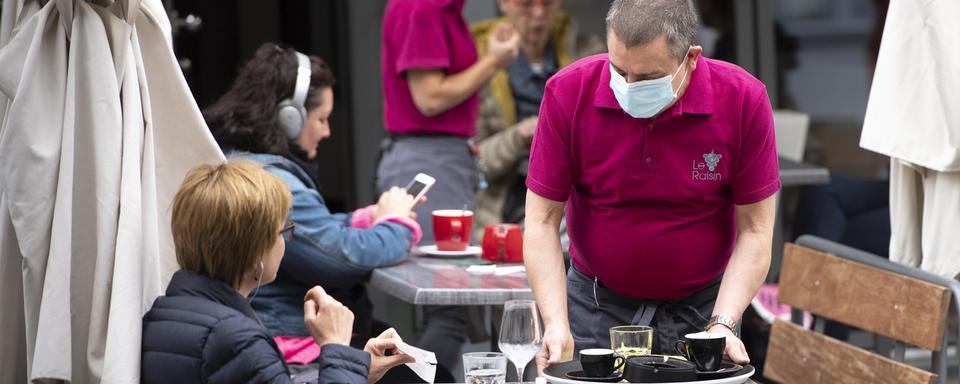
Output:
[765, 243, 950, 383]
[779, 243, 949, 350]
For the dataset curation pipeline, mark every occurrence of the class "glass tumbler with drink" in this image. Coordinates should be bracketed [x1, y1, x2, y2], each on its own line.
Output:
[463, 352, 507, 384]
[610, 325, 654, 369]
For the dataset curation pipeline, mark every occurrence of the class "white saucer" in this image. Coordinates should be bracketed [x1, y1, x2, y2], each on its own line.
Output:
[419, 245, 482, 257]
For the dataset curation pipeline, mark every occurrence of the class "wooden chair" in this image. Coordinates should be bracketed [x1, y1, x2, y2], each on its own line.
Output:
[765, 235, 960, 384]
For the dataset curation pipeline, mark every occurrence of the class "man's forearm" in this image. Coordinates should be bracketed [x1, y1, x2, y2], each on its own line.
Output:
[524, 222, 569, 328]
[712, 230, 772, 325]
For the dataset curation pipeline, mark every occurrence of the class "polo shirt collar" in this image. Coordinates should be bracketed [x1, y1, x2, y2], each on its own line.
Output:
[594, 55, 715, 116]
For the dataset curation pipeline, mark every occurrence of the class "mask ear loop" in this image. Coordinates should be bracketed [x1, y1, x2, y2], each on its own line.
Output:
[671, 53, 692, 97]
[249, 260, 265, 301]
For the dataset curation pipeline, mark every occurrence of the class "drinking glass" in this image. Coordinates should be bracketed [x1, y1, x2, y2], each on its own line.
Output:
[463, 352, 507, 384]
[610, 325, 654, 360]
[498, 300, 543, 382]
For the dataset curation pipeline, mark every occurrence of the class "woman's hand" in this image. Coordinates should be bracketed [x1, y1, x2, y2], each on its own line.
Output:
[374, 187, 416, 221]
[303, 286, 354, 347]
[364, 328, 416, 384]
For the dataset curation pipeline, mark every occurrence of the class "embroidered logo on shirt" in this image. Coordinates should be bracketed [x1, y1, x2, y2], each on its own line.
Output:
[703, 150, 722, 171]
[692, 150, 723, 181]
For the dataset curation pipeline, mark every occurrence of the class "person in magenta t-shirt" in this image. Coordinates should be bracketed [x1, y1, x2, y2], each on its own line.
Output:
[524, 0, 780, 373]
[376, 0, 520, 375]
[377, 0, 520, 241]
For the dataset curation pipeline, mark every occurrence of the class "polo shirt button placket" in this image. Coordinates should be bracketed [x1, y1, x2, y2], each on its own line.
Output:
[646, 124, 653, 163]
[641, 122, 658, 176]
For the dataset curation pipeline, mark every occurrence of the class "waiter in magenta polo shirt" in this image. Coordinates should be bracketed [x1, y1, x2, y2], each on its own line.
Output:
[377, 0, 521, 374]
[524, 0, 780, 373]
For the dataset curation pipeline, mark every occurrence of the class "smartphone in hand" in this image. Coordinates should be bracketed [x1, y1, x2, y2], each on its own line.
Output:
[404, 173, 435, 206]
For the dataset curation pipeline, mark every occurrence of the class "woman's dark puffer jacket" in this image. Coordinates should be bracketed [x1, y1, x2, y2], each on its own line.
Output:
[141, 270, 369, 383]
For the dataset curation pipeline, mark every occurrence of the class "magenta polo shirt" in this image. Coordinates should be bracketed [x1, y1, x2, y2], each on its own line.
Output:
[527, 54, 781, 300]
[381, 0, 479, 137]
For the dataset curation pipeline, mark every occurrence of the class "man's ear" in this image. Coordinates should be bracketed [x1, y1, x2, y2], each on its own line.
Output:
[687, 45, 703, 70]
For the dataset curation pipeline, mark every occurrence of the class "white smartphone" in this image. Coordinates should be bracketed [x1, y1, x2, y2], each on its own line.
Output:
[404, 173, 435, 203]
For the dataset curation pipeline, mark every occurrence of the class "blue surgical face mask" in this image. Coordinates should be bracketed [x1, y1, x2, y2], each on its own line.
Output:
[609, 56, 689, 118]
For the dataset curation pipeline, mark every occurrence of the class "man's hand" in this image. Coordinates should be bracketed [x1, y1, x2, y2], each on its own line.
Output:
[514, 116, 538, 144]
[486, 23, 520, 69]
[536, 323, 574, 375]
[706, 325, 749, 365]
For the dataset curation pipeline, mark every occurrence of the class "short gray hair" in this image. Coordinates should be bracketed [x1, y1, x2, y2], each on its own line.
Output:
[606, 0, 699, 61]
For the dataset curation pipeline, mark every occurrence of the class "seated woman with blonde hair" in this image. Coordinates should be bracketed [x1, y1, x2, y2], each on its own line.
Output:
[141, 161, 413, 384]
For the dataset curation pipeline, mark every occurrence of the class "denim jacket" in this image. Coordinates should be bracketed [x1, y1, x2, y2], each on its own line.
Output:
[237, 152, 413, 337]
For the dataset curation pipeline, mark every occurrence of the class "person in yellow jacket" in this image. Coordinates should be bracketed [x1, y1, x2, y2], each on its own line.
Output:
[471, 0, 601, 242]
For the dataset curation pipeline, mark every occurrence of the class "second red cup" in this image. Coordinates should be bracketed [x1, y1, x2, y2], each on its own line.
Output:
[432, 209, 473, 251]
[481, 223, 523, 262]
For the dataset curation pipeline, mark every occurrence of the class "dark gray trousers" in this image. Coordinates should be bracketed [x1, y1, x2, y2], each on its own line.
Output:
[566, 266, 722, 355]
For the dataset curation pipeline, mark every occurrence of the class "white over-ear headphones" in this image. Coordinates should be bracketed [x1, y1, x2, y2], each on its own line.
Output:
[277, 50, 312, 140]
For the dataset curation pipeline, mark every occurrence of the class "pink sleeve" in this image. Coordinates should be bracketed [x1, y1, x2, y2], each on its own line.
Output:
[394, 3, 451, 74]
[374, 216, 423, 246]
[731, 88, 781, 205]
[350, 205, 377, 228]
[526, 86, 574, 202]
[353, 205, 422, 245]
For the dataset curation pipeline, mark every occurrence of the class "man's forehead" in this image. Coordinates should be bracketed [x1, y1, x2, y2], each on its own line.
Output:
[608, 34, 679, 77]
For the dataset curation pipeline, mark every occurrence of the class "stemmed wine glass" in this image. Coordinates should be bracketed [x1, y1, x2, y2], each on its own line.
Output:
[498, 300, 543, 383]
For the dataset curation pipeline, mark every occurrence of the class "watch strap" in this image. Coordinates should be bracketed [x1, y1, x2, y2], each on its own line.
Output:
[706, 315, 737, 332]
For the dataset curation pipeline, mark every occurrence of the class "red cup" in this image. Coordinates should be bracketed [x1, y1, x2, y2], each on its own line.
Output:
[482, 223, 523, 262]
[432, 210, 473, 251]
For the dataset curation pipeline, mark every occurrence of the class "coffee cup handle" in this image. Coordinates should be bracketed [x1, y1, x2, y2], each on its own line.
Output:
[495, 228, 507, 261]
[451, 219, 462, 241]
[674, 340, 688, 358]
[613, 355, 626, 372]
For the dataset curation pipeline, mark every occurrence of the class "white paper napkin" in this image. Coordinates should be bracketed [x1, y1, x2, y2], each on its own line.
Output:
[395, 340, 437, 383]
[466, 265, 496, 274]
[493, 265, 526, 276]
[465, 265, 526, 275]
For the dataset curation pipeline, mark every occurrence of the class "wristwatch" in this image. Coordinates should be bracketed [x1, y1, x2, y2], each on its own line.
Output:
[705, 315, 737, 333]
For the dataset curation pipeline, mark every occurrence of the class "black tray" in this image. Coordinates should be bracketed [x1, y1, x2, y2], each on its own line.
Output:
[544, 360, 755, 383]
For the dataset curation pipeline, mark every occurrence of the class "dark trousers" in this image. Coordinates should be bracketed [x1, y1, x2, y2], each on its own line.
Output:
[793, 172, 890, 258]
[566, 266, 721, 355]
